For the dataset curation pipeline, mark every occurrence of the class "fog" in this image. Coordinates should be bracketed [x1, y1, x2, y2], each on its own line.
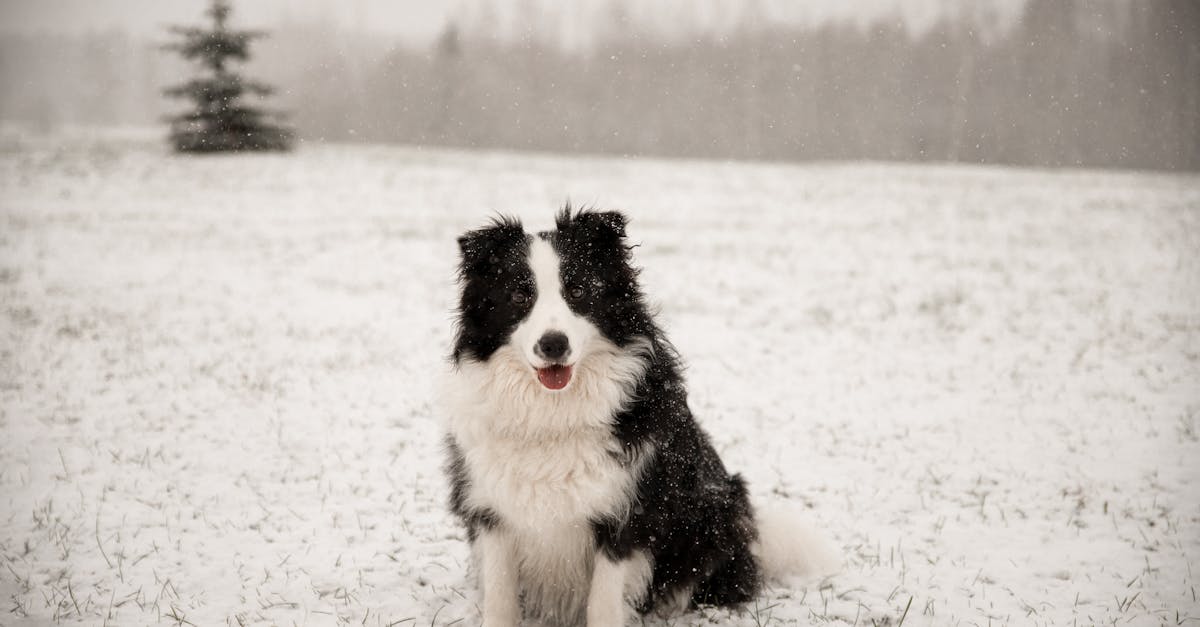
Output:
[1, 0, 1196, 170]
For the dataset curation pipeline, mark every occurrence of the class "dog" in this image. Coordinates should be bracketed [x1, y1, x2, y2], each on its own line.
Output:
[441, 208, 837, 626]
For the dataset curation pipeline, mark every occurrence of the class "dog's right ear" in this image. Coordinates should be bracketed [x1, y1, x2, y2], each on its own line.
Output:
[457, 232, 483, 261]
[456, 215, 524, 266]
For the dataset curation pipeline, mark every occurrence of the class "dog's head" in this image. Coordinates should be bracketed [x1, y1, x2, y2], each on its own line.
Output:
[452, 207, 652, 392]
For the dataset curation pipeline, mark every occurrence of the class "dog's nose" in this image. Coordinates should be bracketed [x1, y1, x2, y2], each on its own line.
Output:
[534, 331, 570, 362]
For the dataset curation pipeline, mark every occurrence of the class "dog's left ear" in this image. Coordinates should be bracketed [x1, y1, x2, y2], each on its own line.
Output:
[572, 210, 627, 242]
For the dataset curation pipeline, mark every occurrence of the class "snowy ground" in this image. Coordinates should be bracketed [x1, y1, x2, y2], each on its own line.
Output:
[1, 129, 1198, 626]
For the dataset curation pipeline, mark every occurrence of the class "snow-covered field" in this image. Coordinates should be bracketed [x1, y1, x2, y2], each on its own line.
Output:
[1, 130, 1198, 626]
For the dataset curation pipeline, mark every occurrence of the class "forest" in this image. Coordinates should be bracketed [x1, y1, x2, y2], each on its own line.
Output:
[1, 0, 1196, 170]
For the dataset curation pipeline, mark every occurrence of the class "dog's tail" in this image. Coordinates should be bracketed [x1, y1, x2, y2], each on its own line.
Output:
[752, 502, 842, 581]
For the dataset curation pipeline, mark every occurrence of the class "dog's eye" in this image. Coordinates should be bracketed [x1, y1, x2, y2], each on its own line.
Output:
[568, 286, 585, 300]
[512, 291, 529, 304]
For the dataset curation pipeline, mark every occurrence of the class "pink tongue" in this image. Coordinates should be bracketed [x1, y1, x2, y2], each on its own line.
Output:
[536, 365, 573, 390]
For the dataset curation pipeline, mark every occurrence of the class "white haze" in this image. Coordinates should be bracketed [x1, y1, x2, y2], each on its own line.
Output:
[1, 0, 1026, 45]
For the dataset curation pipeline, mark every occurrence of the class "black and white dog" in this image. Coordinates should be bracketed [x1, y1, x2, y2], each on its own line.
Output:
[442, 208, 837, 626]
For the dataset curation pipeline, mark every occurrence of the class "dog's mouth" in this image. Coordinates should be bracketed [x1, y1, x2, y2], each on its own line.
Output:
[535, 364, 573, 390]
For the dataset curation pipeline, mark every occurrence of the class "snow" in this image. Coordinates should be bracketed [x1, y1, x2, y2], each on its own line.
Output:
[1, 129, 1198, 626]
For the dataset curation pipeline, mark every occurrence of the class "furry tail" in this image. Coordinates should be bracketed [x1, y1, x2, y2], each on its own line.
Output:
[753, 503, 842, 581]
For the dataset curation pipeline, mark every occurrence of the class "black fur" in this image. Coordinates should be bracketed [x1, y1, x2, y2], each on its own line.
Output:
[447, 206, 761, 614]
[549, 208, 663, 350]
[452, 215, 533, 363]
[444, 436, 498, 542]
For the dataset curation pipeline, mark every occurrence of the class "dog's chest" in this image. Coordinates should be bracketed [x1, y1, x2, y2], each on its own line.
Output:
[464, 429, 632, 531]
[445, 350, 643, 531]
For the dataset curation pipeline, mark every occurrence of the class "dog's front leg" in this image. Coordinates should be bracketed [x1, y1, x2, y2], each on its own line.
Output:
[478, 529, 520, 627]
[586, 552, 629, 627]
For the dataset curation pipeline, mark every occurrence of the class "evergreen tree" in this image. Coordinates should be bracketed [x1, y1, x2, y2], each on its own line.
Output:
[163, 0, 293, 152]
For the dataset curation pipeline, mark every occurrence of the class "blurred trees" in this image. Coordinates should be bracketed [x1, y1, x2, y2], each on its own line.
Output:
[162, 0, 293, 152]
[309, 0, 1200, 169]
[2, 0, 1196, 170]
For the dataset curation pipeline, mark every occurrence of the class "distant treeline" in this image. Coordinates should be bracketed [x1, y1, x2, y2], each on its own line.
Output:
[2, 0, 1197, 170]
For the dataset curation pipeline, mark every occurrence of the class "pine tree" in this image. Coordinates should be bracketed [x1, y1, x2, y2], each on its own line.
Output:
[163, 0, 293, 152]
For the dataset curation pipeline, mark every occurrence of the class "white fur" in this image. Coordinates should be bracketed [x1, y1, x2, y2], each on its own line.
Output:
[752, 503, 842, 581]
[621, 551, 653, 609]
[478, 530, 520, 627]
[587, 553, 630, 627]
[442, 237, 655, 625]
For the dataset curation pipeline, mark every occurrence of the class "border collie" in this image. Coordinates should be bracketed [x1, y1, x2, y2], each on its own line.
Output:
[441, 208, 837, 626]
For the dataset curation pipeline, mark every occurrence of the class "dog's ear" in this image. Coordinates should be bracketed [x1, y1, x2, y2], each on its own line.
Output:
[457, 216, 524, 266]
[457, 231, 484, 261]
[563, 209, 628, 242]
[587, 211, 627, 239]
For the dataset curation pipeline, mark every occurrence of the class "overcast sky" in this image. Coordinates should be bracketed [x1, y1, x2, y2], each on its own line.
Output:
[0, 0, 449, 41]
[0, 0, 1027, 45]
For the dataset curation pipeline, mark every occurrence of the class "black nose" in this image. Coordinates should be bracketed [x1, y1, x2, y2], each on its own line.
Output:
[534, 331, 570, 361]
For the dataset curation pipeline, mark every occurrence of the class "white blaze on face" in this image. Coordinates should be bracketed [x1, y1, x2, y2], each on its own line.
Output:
[512, 237, 599, 381]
